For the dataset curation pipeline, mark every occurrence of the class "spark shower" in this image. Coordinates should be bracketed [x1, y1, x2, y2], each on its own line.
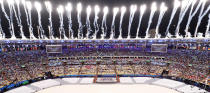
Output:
[0, 0, 209, 40]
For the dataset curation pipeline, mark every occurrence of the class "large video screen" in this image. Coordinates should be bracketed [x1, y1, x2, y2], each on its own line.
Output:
[151, 44, 168, 53]
[46, 45, 62, 53]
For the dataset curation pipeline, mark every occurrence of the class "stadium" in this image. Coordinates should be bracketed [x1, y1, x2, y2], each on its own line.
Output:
[0, 0, 209, 93]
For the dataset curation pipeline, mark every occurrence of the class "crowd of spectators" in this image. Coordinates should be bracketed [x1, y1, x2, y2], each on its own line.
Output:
[0, 44, 209, 88]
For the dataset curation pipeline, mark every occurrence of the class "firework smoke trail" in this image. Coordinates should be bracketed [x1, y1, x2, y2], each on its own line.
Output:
[25, 1, 35, 39]
[145, 2, 157, 38]
[8, 0, 16, 39]
[28, 10, 34, 38]
[86, 6, 92, 39]
[175, 0, 192, 37]
[101, 6, 108, 39]
[194, 0, 210, 37]
[45, 1, 54, 39]
[13, 4, 20, 25]
[110, 7, 119, 39]
[16, 0, 21, 24]
[0, 18, 5, 38]
[119, 6, 126, 39]
[67, 12, 74, 39]
[22, 0, 29, 27]
[57, 5, 67, 39]
[66, 3, 74, 39]
[127, 5, 137, 39]
[77, 13, 83, 39]
[13, 0, 26, 39]
[165, 0, 180, 37]
[184, 0, 202, 37]
[93, 5, 100, 39]
[136, 5, 146, 39]
[16, 0, 26, 39]
[77, 3, 83, 39]
[155, 3, 167, 38]
[0, 0, 10, 21]
[35, 2, 46, 39]
[85, 13, 91, 38]
[205, 14, 210, 37]
[0, 0, 6, 38]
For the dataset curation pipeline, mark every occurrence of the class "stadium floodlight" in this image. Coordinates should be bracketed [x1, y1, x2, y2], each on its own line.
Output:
[103, 6, 108, 14]
[160, 2, 168, 12]
[174, 0, 181, 8]
[130, 5, 137, 13]
[95, 5, 100, 14]
[7, 0, 14, 5]
[26, 1, 32, 10]
[151, 2, 157, 11]
[45, 1, 52, 12]
[57, 5, 64, 14]
[35, 2, 42, 12]
[66, 3, 72, 12]
[77, 3, 82, 13]
[121, 6, 126, 14]
[87, 5, 91, 15]
[113, 7, 119, 14]
[140, 4, 147, 14]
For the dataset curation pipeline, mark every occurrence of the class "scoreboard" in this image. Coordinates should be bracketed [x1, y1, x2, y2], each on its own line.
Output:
[151, 44, 168, 53]
[46, 45, 62, 53]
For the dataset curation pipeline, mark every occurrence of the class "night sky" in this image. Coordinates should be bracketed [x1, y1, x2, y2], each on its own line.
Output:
[0, 0, 209, 38]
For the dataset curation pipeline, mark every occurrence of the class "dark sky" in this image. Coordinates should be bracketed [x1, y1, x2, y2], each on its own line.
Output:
[0, 0, 209, 38]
